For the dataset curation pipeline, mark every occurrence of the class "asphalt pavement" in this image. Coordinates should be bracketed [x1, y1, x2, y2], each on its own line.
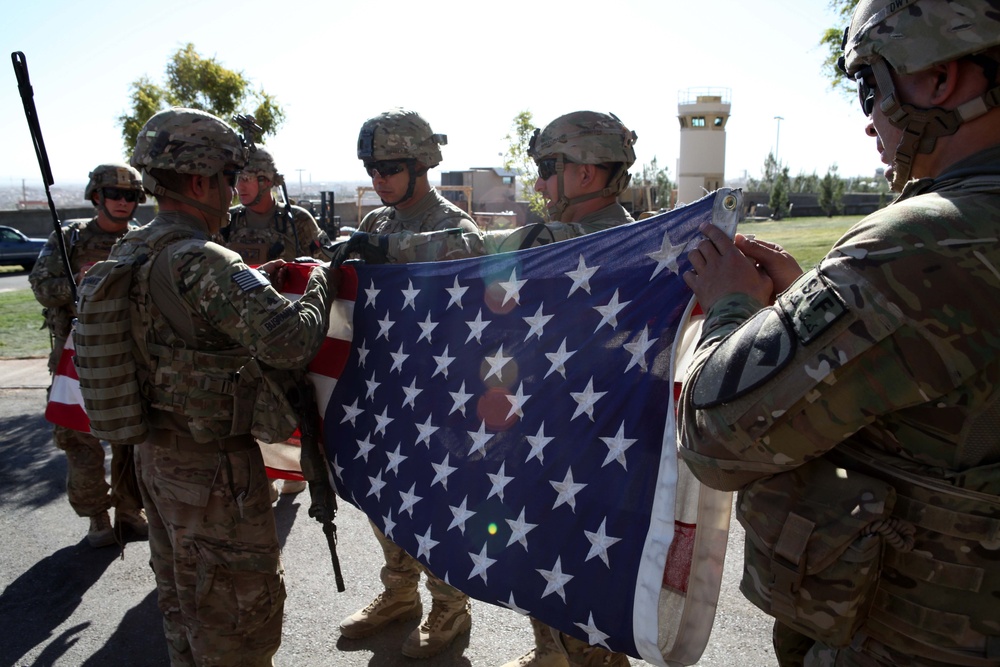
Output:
[0, 357, 776, 667]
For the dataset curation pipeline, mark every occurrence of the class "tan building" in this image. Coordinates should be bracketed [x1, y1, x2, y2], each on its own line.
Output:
[440, 167, 517, 212]
[676, 88, 731, 206]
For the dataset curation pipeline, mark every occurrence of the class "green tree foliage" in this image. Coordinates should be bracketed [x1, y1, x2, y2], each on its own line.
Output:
[746, 151, 782, 192]
[502, 110, 547, 216]
[769, 166, 791, 220]
[118, 43, 285, 155]
[817, 164, 846, 216]
[821, 0, 861, 96]
[632, 157, 674, 210]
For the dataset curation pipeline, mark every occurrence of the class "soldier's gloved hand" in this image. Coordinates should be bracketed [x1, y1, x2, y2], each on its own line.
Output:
[325, 232, 390, 267]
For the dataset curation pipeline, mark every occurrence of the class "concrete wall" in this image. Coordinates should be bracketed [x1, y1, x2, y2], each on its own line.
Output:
[1, 205, 157, 238]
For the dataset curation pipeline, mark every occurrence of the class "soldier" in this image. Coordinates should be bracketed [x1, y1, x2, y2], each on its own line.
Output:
[106, 107, 335, 666]
[225, 145, 329, 499]
[499, 111, 636, 667]
[677, 2, 1000, 666]
[226, 145, 330, 264]
[337, 108, 480, 660]
[29, 163, 149, 548]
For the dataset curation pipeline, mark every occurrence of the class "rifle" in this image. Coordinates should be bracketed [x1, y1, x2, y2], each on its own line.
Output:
[11, 51, 75, 303]
[293, 377, 346, 592]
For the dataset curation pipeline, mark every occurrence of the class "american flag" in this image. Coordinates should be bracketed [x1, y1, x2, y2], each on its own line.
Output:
[309, 190, 740, 665]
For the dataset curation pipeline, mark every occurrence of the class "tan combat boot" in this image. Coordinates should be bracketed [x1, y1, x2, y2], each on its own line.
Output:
[401, 597, 472, 659]
[116, 506, 149, 538]
[87, 510, 115, 548]
[281, 479, 307, 494]
[563, 633, 630, 667]
[502, 617, 569, 667]
[339, 588, 422, 639]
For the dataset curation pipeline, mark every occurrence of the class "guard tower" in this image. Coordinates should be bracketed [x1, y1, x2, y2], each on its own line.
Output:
[677, 88, 731, 205]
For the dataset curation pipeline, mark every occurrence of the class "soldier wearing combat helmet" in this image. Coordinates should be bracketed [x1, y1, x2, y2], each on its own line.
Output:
[677, 2, 1000, 666]
[337, 108, 479, 659]
[29, 162, 148, 548]
[226, 145, 331, 265]
[90, 107, 337, 666]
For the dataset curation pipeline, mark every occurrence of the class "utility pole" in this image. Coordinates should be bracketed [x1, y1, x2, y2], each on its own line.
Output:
[296, 169, 305, 197]
[773, 116, 784, 165]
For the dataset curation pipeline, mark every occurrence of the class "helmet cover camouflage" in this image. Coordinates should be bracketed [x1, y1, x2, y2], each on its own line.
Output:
[842, 0, 1000, 76]
[242, 146, 284, 186]
[130, 107, 246, 176]
[528, 111, 637, 167]
[357, 108, 446, 167]
[84, 163, 146, 203]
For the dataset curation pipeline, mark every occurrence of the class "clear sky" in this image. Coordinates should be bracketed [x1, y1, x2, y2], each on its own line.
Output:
[1, 0, 879, 191]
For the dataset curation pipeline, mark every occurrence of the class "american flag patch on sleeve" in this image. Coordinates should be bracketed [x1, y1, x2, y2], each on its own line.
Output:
[233, 268, 270, 292]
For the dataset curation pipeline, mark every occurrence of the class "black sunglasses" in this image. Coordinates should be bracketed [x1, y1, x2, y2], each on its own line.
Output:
[536, 158, 561, 181]
[101, 187, 139, 203]
[365, 161, 407, 178]
[855, 65, 876, 117]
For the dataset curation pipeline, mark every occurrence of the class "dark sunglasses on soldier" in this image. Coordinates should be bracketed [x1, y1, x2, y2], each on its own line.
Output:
[222, 169, 241, 188]
[101, 187, 139, 203]
[365, 160, 407, 178]
[536, 158, 560, 181]
[855, 65, 877, 117]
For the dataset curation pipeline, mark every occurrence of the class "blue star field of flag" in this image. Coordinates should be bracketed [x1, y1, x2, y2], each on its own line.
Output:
[323, 194, 725, 657]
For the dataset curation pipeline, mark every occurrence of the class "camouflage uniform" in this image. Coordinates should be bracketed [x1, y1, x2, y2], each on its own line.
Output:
[121, 108, 335, 666]
[359, 187, 479, 237]
[29, 164, 145, 528]
[226, 147, 330, 263]
[679, 4, 1000, 664]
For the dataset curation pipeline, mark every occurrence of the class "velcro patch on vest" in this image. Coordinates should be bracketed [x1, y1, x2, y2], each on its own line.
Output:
[778, 269, 847, 346]
[691, 308, 795, 409]
[232, 268, 270, 292]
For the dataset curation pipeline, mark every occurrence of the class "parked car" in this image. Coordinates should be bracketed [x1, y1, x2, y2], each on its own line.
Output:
[0, 225, 47, 272]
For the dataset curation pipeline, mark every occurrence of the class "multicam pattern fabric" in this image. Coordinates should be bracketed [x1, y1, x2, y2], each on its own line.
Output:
[528, 110, 637, 167]
[359, 188, 478, 240]
[679, 145, 1000, 665]
[131, 107, 246, 176]
[84, 163, 146, 202]
[226, 203, 331, 262]
[843, 0, 1000, 75]
[357, 108, 445, 167]
[242, 146, 282, 185]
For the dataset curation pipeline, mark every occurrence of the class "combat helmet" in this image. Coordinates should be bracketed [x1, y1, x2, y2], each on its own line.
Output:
[357, 108, 446, 168]
[839, 0, 1000, 189]
[84, 163, 146, 204]
[242, 146, 285, 186]
[131, 108, 246, 223]
[528, 111, 637, 221]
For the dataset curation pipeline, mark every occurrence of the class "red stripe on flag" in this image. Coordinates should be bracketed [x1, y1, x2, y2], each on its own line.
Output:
[662, 520, 697, 594]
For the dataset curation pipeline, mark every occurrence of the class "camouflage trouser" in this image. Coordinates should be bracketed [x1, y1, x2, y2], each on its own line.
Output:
[53, 425, 111, 517]
[371, 521, 468, 603]
[136, 436, 285, 667]
[776, 620, 968, 667]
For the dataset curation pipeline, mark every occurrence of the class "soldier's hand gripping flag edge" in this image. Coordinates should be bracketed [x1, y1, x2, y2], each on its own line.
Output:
[308, 189, 741, 665]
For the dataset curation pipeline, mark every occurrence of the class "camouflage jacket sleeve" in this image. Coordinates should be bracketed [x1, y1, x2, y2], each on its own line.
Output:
[29, 227, 74, 309]
[160, 239, 333, 369]
[678, 190, 1000, 491]
[291, 206, 331, 258]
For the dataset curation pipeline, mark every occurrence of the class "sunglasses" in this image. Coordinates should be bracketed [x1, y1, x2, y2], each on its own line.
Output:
[536, 158, 561, 181]
[222, 169, 242, 188]
[855, 65, 876, 117]
[101, 187, 139, 203]
[237, 173, 267, 184]
[365, 161, 407, 178]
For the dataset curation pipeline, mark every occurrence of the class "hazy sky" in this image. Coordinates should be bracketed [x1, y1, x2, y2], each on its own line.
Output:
[2, 0, 879, 191]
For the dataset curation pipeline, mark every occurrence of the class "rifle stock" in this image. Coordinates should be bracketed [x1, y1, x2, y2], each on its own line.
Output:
[11, 51, 76, 302]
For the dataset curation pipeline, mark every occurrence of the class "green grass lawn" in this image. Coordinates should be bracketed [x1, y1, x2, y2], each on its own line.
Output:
[0, 290, 49, 359]
[740, 215, 862, 270]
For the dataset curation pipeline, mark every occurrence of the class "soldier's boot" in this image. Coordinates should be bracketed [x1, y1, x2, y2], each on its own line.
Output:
[281, 479, 307, 495]
[501, 618, 569, 667]
[116, 506, 149, 538]
[87, 510, 115, 548]
[269, 480, 279, 504]
[563, 633, 630, 667]
[339, 587, 423, 639]
[401, 596, 472, 659]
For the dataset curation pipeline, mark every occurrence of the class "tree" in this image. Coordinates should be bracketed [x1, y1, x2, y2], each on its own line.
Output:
[118, 43, 285, 155]
[820, 0, 861, 96]
[632, 157, 674, 210]
[769, 166, 791, 220]
[817, 164, 846, 217]
[746, 151, 782, 192]
[502, 110, 547, 217]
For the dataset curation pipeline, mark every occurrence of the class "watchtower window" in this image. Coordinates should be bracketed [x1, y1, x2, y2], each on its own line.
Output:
[691, 117, 706, 127]
[713, 117, 724, 127]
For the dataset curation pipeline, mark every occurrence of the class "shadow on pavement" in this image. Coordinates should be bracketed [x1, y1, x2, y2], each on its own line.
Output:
[0, 411, 65, 510]
[81, 590, 168, 667]
[0, 543, 117, 666]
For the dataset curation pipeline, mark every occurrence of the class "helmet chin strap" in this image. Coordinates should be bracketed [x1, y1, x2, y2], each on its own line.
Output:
[547, 156, 619, 222]
[142, 171, 232, 227]
[379, 159, 420, 207]
[97, 194, 134, 224]
[872, 58, 1000, 190]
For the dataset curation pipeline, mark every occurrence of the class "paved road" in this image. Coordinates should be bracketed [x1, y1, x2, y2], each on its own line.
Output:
[0, 360, 776, 667]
